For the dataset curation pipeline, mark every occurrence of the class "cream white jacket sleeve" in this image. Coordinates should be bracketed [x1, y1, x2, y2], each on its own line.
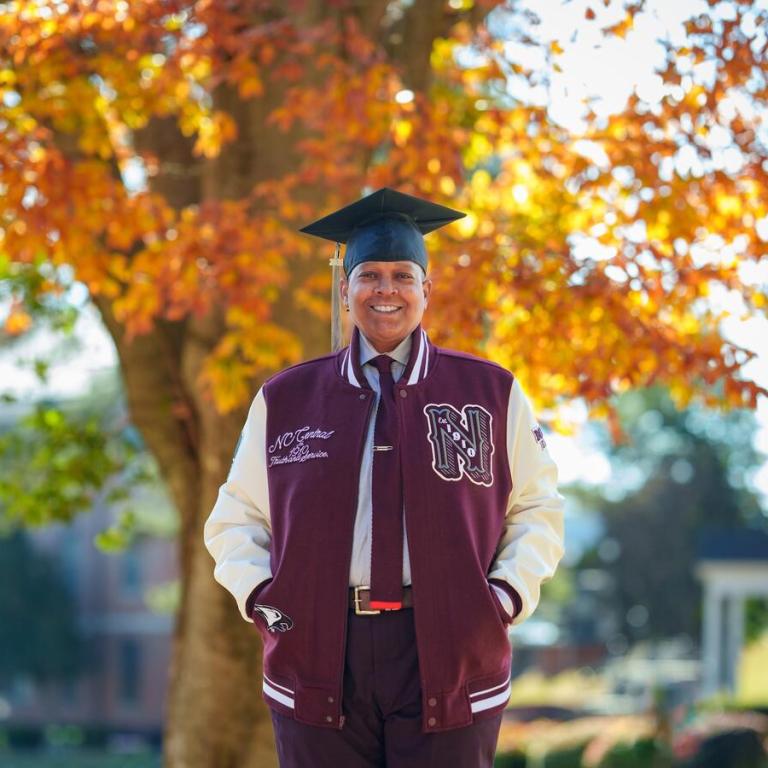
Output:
[488, 377, 566, 626]
[203, 387, 271, 622]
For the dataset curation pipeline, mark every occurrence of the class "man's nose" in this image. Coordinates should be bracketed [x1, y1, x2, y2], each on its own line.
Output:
[374, 276, 397, 293]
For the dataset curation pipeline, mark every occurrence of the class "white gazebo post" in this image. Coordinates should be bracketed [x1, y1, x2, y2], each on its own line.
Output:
[725, 593, 745, 692]
[700, 581, 723, 697]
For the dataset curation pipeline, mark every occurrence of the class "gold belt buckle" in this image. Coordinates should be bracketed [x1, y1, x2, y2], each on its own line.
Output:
[353, 586, 380, 615]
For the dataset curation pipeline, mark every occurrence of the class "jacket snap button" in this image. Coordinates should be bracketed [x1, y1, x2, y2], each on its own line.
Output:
[428, 698, 437, 707]
[327, 696, 334, 704]
[428, 717, 437, 727]
[359, 393, 366, 400]
[325, 715, 333, 723]
[399, 389, 407, 398]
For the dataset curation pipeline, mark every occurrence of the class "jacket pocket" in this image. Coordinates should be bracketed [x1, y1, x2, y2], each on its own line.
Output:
[250, 579, 295, 634]
[487, 581, 513, 628]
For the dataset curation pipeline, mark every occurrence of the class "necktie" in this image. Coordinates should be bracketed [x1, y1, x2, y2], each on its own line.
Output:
[369, 354, 404, 609]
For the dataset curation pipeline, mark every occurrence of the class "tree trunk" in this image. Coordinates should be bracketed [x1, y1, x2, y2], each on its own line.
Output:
[167, 310, 277, 768]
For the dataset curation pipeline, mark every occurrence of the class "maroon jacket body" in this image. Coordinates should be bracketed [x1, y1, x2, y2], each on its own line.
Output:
[253, 327, 517, 733]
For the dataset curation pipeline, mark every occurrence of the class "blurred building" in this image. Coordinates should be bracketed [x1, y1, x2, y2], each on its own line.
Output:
[696, 526, 768, 697]
[5, 490, 176, 738]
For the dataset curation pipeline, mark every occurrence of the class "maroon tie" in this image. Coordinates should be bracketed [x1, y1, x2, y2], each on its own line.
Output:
[369, 354, 404, 609]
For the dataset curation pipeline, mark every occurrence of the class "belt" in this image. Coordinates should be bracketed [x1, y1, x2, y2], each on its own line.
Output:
[349, 585, 413, 615]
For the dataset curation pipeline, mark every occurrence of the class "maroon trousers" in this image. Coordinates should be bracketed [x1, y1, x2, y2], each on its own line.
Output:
[270, 607, 503, 767]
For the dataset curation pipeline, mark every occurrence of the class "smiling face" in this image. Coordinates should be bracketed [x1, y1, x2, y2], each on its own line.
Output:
[340, 260, 432, 353]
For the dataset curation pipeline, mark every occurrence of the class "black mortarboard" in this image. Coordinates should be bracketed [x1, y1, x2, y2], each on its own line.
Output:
[299, 187, 465, 351]
[300, 187, 465, 275]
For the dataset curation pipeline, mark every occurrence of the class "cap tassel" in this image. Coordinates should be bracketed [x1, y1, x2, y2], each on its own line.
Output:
[330, 242, 343, 352]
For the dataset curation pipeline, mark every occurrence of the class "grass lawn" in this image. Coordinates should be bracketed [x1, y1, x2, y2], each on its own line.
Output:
[0, 752, 160, 768]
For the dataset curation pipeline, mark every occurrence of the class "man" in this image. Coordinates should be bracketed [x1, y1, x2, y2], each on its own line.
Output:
[204, 188, 565, 767]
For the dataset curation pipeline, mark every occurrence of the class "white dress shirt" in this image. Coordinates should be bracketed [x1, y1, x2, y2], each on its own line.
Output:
[350, 333, 413, 588]
[353, 333, 515, 618]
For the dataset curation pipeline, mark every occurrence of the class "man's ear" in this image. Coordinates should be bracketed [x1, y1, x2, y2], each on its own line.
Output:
[340, 276, 349, 307]
[422, 277, 432, 306]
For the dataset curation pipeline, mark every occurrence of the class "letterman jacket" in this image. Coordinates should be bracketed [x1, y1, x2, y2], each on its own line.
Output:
[204, 325, 565, 733]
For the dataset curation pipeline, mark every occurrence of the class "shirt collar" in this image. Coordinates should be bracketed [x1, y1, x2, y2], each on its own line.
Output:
[359, 333, 412, 368]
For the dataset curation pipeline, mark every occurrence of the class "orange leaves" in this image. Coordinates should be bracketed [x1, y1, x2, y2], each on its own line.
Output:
[1, 0, 765, 424]
[603, 12, 635, 39]
[112, 278, 161, 337]
[294, 272, 332, 322]
[550, 40, 565, 56]
[3, 300, 32, 336]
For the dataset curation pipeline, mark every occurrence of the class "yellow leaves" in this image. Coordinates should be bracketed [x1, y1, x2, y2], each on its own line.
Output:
[163, 14, 186, 32]
[607, 120, 629, 141]
[646, 210, 671, 243]
[471, 168, 493, 190]
[112, 279, 160, 339]
[201, 325, 303, 414]
[78, 126, 114, 160]
[668, 382, 693, 411]
[173, 79, 191, 102]
[456, 212, 479, 238]
[82, 12, 103, 30]
[714, 192, 742, 218]
[393, 119, 412, 147]
[465, 133, 494, 166]
[588, 305, 604, 323]
[440, 176, 457, 196]
[293, 272, 331, 322]
[39, 18, 58, 38]
[431, 38, 458, 73]
[628, 291, 655, 312]
[179, 53, 211, 83]
[201, 354, 254, 415]
[225, 305, 257, 330]
[192, 110, 238, 158]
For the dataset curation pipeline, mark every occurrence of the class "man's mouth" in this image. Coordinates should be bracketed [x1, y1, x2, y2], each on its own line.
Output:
[370, 305, 401, 313]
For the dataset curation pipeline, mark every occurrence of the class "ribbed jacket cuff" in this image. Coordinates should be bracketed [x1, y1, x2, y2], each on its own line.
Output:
[245, 578, 273, 620]
[488, 578, 523, 621]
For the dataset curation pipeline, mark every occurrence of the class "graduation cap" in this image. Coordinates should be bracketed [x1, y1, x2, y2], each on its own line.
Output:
[299, 187, 465, 351]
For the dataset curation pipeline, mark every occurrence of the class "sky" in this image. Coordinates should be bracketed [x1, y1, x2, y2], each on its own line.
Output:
[1, 0, 766, 525]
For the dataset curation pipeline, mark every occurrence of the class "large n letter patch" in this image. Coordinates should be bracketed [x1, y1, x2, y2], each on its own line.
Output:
[423, 403, 494, 487]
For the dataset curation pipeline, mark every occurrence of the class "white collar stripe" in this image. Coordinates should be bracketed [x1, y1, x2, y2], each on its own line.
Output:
[407, 332, 425, 385]
[345, 330, 429, 388]
[420, 330, 430, 378]
[345, 349, 361, 387]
